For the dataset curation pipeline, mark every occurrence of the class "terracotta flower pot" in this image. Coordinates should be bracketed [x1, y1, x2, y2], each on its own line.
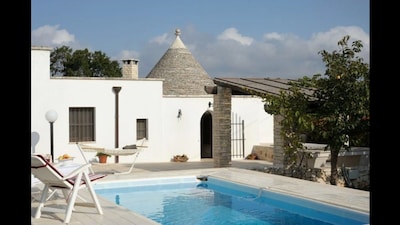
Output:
[98, 155, 108, 163]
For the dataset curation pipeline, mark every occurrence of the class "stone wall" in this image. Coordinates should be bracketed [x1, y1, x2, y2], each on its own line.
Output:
[212, 86, 232, 167]
[260, 166, 369, 191]
[251, 145, 274, 162]
[272, 115, 285, 167]
[256, 143, 370, 190]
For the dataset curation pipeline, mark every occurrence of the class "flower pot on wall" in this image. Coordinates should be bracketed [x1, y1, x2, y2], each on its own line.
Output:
[172, 154, 188, 162]
[96, 152, 111, 163]
[98, 155, 108, 163]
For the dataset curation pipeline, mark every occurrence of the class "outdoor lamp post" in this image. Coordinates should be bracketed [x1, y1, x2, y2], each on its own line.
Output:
[45, 110, 58, 162]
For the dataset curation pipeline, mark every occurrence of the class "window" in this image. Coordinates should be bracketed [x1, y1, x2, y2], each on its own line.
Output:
[69, 107, 95, 142]
[136, 119, 148, 140]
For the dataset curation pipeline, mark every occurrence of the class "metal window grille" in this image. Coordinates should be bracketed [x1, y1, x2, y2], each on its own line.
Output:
[69, 107, 95, 142]
[136, 119, 148, 140]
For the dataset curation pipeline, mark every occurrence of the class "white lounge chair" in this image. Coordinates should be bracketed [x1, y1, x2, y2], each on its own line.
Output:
[31, 154, 106, 224]
[76, 138, 147, 175]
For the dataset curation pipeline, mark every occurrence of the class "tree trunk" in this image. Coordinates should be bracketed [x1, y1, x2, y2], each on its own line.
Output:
[330, 149, 340, 185]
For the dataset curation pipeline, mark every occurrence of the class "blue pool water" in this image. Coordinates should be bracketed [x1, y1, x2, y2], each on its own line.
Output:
[94, 176, 369, 225]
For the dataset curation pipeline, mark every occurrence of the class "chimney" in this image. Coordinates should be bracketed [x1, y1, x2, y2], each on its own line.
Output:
[122, 59, 139, 79]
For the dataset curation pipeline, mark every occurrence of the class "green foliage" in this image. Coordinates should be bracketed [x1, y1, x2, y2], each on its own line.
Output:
[50, 46, 72, 76]
[261, 35, 369, 185]
[65, 48, 92, 76]
[314, 36, 370, 149]
[96, 152, 111, 157]
[50, 45, 122, 77]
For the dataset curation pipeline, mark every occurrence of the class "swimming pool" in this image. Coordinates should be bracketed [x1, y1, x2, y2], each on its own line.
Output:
[94, 176, 369, 225]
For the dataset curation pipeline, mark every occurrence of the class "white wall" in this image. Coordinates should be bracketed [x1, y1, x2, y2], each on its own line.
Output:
[232, 96, 274, 147]
[161, 96, 213, 161]
[31, 47, 274, 164]
[31, 47, 164, 164]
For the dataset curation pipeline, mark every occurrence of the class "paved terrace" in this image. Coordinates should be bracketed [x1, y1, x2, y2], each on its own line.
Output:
[31, 159, 370, 225]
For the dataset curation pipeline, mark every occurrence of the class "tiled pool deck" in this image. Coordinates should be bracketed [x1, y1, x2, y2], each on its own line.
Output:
[31, 159, 370, 225]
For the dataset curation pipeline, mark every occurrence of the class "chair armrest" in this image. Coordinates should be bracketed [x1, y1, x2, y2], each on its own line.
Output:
[62, 163, 92, 180]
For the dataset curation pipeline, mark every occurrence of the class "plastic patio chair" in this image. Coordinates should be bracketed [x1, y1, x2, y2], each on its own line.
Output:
[31, 154, 106, 224]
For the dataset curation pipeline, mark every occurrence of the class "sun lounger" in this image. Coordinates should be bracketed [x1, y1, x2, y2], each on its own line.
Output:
[76, 138, 147, 175]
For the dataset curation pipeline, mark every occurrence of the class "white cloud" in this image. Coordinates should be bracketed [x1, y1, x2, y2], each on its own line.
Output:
[118, 50, 140, 60]
[31, 25, 76, 47]
[217, 28, 253, 46]
[149, 33, 170, 45]
[263, 32, 283, 41]
[31, 24, 369, 79]
[308, 26, 370, 64]
[188, 26, 370, 79]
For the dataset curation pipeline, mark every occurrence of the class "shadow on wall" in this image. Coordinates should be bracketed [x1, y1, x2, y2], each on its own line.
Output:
[31, 131, 40, 154]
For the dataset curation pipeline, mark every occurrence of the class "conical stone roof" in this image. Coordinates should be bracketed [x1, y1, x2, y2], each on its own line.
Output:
[146, 29, 214, 95]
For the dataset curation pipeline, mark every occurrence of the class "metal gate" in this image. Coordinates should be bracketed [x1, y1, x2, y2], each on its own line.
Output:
[231, 113, 245, 158]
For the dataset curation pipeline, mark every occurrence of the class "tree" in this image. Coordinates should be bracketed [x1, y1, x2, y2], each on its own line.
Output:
[91, 51, 122, 77]
[65, 48, 92, 77]
[263, 35, 369, 185]
[50, 46, 72, 76]
[50, 45, 122, 77]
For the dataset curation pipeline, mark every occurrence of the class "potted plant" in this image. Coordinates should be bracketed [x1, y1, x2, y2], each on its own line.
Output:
[172, 154, 188, 162]
[96, 152, 111, 163]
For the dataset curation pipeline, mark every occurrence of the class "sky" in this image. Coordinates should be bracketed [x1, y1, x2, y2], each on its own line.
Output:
[31, 0, 370, 79]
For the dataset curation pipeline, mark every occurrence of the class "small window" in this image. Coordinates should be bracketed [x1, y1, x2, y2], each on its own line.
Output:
[69, 107, 95, 142]
[136, 119, 148, 140]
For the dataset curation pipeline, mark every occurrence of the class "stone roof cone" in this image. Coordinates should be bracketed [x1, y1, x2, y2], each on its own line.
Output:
[146, 29, 214, 95]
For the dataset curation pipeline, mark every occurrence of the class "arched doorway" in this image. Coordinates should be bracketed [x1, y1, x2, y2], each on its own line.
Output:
[200, 111, 212, 158]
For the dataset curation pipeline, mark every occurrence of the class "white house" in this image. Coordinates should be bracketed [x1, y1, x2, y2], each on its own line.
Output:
[31, 29, 274, 165]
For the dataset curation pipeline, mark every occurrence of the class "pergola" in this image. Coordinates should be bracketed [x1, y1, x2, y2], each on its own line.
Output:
[205, 77, 313, 168]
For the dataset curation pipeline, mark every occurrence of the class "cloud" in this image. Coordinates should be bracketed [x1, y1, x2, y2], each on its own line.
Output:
[187, 26, 369, 79]
[31, 25, 369, 79]
[132, 26, 368, 79]
[263, 32, 284, 41]
[149, 33, 171, 45]
[308, 26, 370, 63]
[118, 50, 140, 60]
[217, 28, 253, 46]
[31, 25, 76, 47]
